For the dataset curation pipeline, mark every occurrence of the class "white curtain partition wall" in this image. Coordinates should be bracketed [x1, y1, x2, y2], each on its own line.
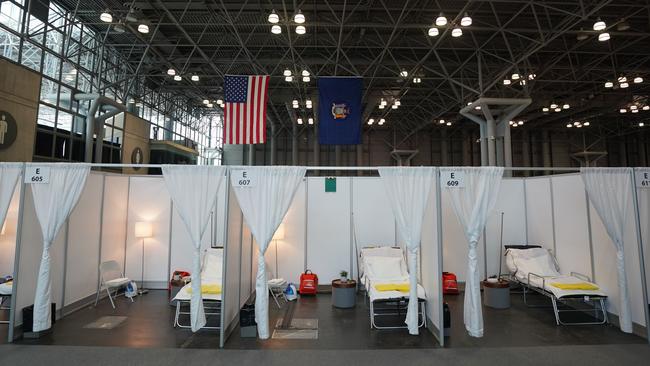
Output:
[441, 167, 504, 338]
[30, 163, 90, 332]
[229, 166, 306, 339]
[378, 167, 435, 335]
[162, 165, 227, 332]
[581, 168, 634, 333]
[0, 163, 22, 235]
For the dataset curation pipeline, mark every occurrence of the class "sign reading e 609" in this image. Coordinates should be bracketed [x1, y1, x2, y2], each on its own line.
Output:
[441, 170, 465, 188]
[232, 169, 256, 187]
[636, 169, 650, 188]
[24, 166, 50, 184]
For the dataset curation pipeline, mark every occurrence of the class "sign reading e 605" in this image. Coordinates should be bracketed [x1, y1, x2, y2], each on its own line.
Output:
[25, 166, 50, 184]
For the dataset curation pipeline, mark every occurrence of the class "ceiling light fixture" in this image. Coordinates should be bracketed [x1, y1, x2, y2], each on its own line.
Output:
[207, 103, 213, 108]
[435, 13, 447, 27]
[428, 27, 439, 37]
[191, 75, 199, 82]
[202, 99, 209, 105]
[584, 122, 590, 126]
[563, 103, 570, 109]
[604, 81, 613, 88]
[297, 118, 303, 124]
[378, 104, 385, 109]
[400, 70, 408, 77]
[451, 27, 462, 37]
[283, 69, 292, 76]
[137, 24, 149, 34]
[301, 70, 310, 77]
[643, 106, 650, 111]
[285, 76, 293, 82]
[618, 76, 627, 83]
[308, 117, 314, 125]
[620, 108, 627, 113]
[542, 107, 549, 112]
[173, 75, 182, 81]
[302, 76, 310, 82]
[446, 121, 452, 126]
[294, 10, 305, 24]
[391, 104, 398, 109]
[268, 10, 279, 24]
[632, 109, 639, 113]
[413, 77, 421, 83]
[634, 76, 643, 83]
[295, 25, 306, 35]
[528, 73, 536, 80]
[593, 18, 606, 31]
[567, 124, 573, 128]
[503, 79, 511, 85]
[368, 118, 374, 125]
[271, 25, 282, 34]
[511, 73, 520, 80]
[217, 99, 224, 106]
[100, 11, 113, 23]
[617, 21, 630, 31]
[639, 122, 645, 127]
[167, 68, 176, 76]
[598, 32, 610, 41]
[554, 108, 561, 112]
[550, 103, 558, 109]
[460, 13, 472, 27]
[620, 82, 629, 88]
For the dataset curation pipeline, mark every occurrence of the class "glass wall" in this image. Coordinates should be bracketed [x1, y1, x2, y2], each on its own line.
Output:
[0, 0, 222, 164]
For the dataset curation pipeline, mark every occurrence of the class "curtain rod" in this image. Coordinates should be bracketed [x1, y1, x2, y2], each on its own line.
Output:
[45, 163, 584, 173]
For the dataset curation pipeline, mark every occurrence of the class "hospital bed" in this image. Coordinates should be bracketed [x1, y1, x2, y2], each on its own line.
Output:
[359, 247, 426, 330]
[0, 280, 11, 325]
[172, 248, 222, 330]
[505, 246, 608, 326]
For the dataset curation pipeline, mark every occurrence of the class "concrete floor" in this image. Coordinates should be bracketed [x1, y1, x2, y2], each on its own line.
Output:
[3, 288, 647, 350]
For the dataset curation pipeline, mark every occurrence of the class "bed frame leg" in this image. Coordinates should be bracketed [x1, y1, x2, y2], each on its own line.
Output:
[551, 297, 560, 325]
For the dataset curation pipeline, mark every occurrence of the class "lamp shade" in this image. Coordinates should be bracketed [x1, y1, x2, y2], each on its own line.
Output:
[135, 222, 153, 238]
[272, 224, 285, 240]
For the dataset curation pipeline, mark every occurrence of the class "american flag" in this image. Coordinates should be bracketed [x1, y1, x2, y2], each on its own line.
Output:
[223, 75, 269, 144]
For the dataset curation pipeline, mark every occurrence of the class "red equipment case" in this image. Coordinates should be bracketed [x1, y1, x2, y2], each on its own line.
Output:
[299, 270, 318, 295]
[442, 272, 459, 294]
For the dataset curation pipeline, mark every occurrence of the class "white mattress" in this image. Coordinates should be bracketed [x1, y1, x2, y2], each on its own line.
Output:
[514, 272, 606, 299]
[173, 282, 222, 301]
[366, 276, 426, 302]
[0, 282, 12, 296]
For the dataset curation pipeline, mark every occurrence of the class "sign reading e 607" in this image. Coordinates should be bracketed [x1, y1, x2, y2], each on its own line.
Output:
[232, 169, 256, 187]
[636, 169, 650, 188]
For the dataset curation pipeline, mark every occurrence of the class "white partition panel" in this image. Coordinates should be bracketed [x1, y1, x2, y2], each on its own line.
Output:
[222, 185, 242, 345]
[100, 175, 128, 269]
[638, 186, 650, 312]
[306, 177, 351, 283]
[551, 174, 592, 277]
[421, 181, 442, 344]
[274, 180, 305, 285]
[125, 177, 171, 287]
[0, 186, 20, 276]
[484, 179, 527, 278]
[352, 177, 396, 279]
[240, 222, 253, 306]
[441, 188, 483, 282]
[14, 185, 66, 326]
[525, 177, 554, 251]
[64, 173, 102, 306]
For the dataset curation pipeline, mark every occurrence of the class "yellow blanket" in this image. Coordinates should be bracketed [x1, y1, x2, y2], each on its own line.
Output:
[550, 282, 599, 290]
[187, 284, 222, 294]
[374, 283, 410, 292]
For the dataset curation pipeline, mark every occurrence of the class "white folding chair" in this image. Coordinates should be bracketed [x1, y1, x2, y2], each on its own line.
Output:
[268, 276, 288, 308]
[95, 260, 132, 309]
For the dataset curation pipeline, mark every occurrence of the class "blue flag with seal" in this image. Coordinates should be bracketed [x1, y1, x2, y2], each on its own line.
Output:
[318, 77, 362, 145]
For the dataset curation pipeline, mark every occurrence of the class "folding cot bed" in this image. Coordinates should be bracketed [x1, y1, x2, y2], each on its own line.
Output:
[359, 247, 426, 330]
[505, 246, 608, 326]
[0, 279, 11, 325]
[172, 248, 223, 330]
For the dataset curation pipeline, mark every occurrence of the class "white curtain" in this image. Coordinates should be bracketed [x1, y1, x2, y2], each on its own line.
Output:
[230, 166, 305, 339]
[441, 166, 503, 337]
[162, 165, 227, 332]
[378, 167, 435, 335]
[31, 163, 90, 332]
[581, 167, 633, 333]
[0, 163, 22, 234]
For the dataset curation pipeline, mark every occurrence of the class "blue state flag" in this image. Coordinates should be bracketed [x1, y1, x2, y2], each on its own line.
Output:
[318, 77, 362, 145]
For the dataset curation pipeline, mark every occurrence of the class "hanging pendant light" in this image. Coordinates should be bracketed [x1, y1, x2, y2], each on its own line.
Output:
[173, 75, 182, 81]
[295, 25, 306, 35]
[604, 81, 613, 88]
[167, 68, 176, 76]
[271, 25, 281, 34]
[100, 11, 113, 23]
[294, 9, 305, 24]
[598, 32, 610, 41]
[268, 10, 279, 24]
[428, 27, 439, 37]
[451, 28, 462, 37]
[460, 13, 472, 27]
[593, 18, 606, 31]
[191, 75, 199, 82]
[435, 13, 447, 26]
[137, 24, 149, 34]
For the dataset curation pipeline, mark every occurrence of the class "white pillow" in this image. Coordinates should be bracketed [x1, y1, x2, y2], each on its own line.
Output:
[365, 256, 404, 280]
[202, 251, 223, 281]
[515, 255, 559, 277]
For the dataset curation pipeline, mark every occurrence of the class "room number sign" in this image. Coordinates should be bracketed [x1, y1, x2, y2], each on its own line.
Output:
[232, 169, 256, 187]
[441, 170, 465, 188]
[24, 166, 50, 184]
[636, 169, 650, 188]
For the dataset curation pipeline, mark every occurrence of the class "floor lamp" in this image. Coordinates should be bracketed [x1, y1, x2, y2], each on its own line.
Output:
[135, 221, 153, 295]
[271, 224, 284, 279]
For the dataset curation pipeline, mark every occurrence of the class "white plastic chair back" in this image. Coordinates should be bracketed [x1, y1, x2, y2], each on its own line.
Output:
[99, 260, 123, 283]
